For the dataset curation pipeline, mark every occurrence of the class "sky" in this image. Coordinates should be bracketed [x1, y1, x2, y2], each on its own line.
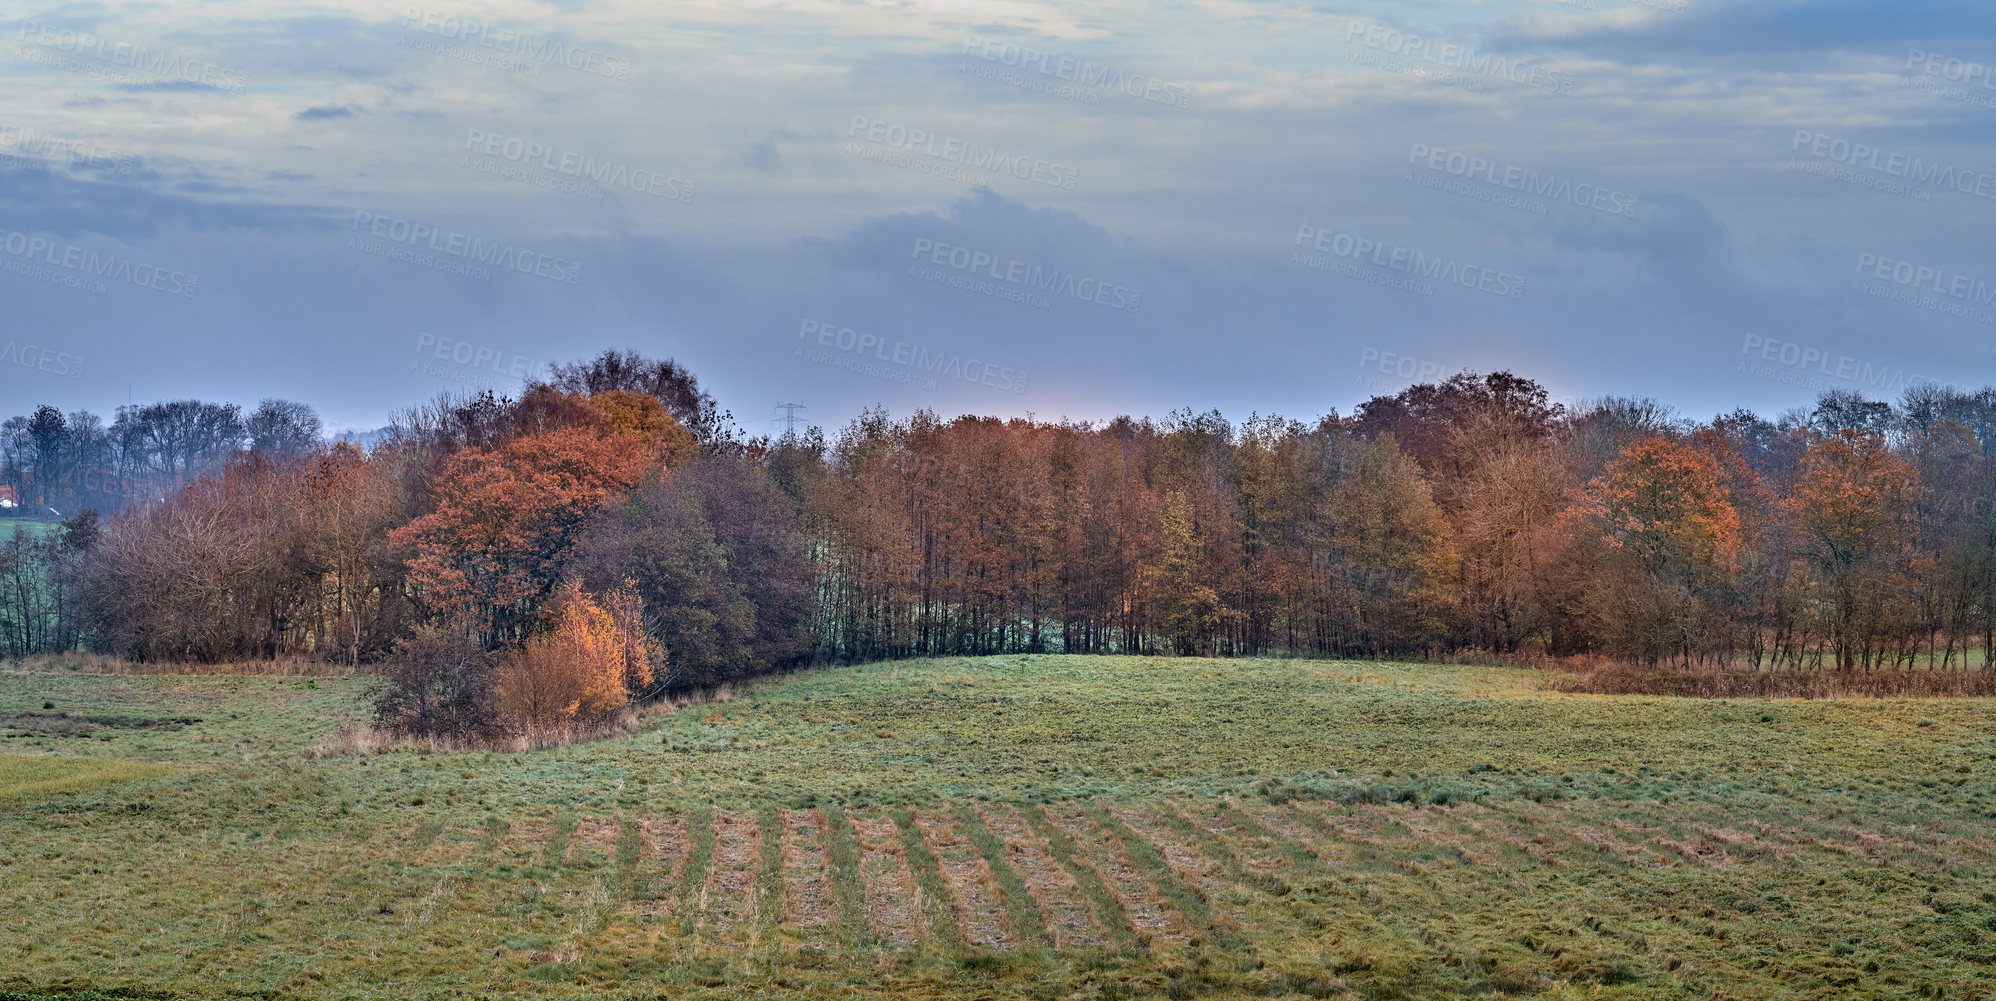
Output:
[2, 0, 1994, 437]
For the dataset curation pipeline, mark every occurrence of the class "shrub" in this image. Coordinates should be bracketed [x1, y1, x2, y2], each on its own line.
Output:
[370, 620, 496, 738]
[492, 580, 661, 738]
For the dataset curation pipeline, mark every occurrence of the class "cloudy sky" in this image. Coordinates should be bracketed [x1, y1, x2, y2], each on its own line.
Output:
[3, 0, 1994, 436]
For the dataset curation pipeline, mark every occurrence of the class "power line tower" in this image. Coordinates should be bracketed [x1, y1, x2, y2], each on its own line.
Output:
[773, 402, 808, 435]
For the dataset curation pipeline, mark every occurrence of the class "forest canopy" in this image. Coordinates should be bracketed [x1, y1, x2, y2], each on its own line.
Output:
[6, 353, 1996, 736]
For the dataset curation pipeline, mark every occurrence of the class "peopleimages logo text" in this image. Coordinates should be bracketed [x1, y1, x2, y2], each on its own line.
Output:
[16, 20, 249, 91]
[960, 35, 1191, 109]
[1906, 49, 1996, 92]
[402, 9, 632, 80]
[1791, 130, 1996, 201]
[1358, 348, 1457, 384]
[0, 228, 198, 297]
[0, 123, 135, 173]
[1856, 252, 1996, 304]
[414, 333, 536, 382]
[846, 116, 1079, 191]
[1292, 225, 1527, 299]
[349, 211, 582, 284]
[1739, 334, 1957, 396]
[1408, 143, 1638, 217]
[463, 129, 695, 202]
[1344, 21, 1574, 94]
[1, 341, 85, 379]
[797, 319, 1030, 394]
[911, 238, 1142, 312]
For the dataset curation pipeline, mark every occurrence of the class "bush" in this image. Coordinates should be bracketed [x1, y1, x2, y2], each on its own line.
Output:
[492, 580, 660, 739]
[368, 582, 660, 748]
[371, 620, 496, 738]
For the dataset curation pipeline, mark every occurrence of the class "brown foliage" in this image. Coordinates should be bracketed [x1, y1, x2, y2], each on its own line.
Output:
[389, 393, 684, 641]
[802, 408, 1461, 660]
[87, 453, 298, 661]
[1781, 430, 1921, 670]
[1565, 437, 1748, 666]
[47, 357, 1996, 703]
[82, 445, 403, 663]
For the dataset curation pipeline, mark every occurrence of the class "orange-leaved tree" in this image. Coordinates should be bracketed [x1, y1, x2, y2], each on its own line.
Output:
[1782, 429, 1920, 670]
[592, 390, 697, 461]
[1576, 436, 1746, 667]
[389, 391, 684, 643]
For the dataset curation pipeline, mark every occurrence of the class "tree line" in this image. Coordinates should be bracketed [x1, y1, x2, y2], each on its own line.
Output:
[2, 397, 323, 514]
[4, 351, 1995, 736]
[780, 377, 1996, 675]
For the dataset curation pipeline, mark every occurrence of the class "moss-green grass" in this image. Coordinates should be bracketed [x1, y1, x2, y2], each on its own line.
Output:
[0, 753, 173, 800]
[1, 654, 1993, 1001]
[2, 520, 59, 539]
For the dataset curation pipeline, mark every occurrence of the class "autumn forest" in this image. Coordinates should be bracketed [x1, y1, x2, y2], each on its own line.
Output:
[5, 351, 1996, 740]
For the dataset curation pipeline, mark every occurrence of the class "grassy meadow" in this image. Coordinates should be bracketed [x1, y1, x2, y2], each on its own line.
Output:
[2, 655, 1994, 1000]
[2, 519, 60, 539]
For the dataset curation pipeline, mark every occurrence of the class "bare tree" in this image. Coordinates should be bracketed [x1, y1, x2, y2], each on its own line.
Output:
[110, 400, 246, 493]
[247, 399, 323, 457]
[371, 621, 497, 738]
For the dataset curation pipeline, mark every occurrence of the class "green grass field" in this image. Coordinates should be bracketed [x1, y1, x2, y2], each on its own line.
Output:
[2, 655, 1993, 1000]
[0, 753, 174, 801]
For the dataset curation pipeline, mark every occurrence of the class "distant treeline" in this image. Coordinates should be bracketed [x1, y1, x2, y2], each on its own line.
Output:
[786, 376, 1996, 675]
[4, 352, 1996, 734]
[2, 397, 324, 515]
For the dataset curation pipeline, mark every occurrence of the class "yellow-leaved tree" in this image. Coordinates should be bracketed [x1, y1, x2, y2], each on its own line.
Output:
[494, 579, 660, 739]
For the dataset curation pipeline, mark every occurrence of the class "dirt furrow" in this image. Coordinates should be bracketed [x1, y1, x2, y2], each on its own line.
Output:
[848, 814, 926, 947]
[1179, 806, 1299, 883]
[412, 824, 483, 866]
[700, 809, 761, 941]
[1569, 825, 1661, 866]
[976, 805, 1107, 950]
[634, 815, 687, 919]
[1108, 805, 1253, 939]
[1765, 806, 1958, 868]
[570, 816, 621, 869]
[1043, 803, 1189, 946]
[1450, 814, 1570, 868]
[1244, 806, 1354, 868]
[1291, 801, 1396, 848]
[1610, 803, 1789, 869]
[778, 809, 838, 949]
[911, 808, 1016, 950]
[493, 819, 555, 868]
[1384, 805, 1509, 868]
